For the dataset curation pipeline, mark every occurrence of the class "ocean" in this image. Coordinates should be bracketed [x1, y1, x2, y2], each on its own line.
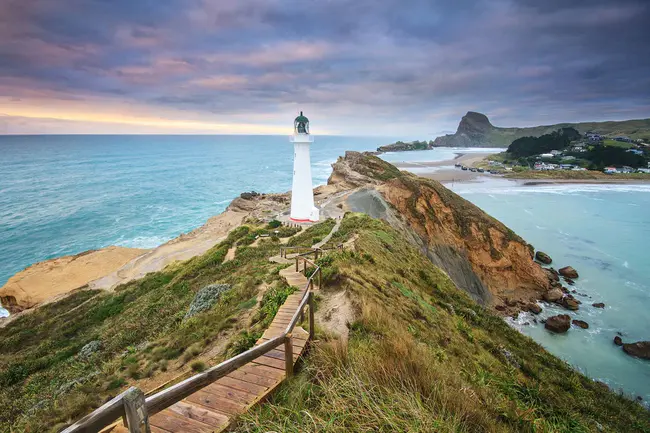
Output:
[1, 138, 649, 403]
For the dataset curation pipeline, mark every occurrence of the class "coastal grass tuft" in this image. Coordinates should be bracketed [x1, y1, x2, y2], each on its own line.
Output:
[236, 213, 650, 433]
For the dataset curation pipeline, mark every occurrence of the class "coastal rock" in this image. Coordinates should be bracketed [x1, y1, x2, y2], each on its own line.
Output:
[614, 336, 623, 346]
[78, 340, 102, 359]
[592, 302, 605, 308]
[240, 191, 260, 200]
[527, 303, 542, 314]
[545, 314, 571, 333]
[544, 268, 560, 282]
[558, 266, 579, 279]
[562, 296, 580, 311]
[543, 288, 564, 302]
[535, 251, 552, 264]
[0, 246, 148, 313]
[564, 277, 575, 286]
[572, 319, 589, 329]
[622, 341, 650, 360]
[184, 284, 231, 320]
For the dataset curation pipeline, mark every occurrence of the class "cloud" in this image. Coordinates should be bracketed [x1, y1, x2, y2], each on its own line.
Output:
[0, 0, 649, 135]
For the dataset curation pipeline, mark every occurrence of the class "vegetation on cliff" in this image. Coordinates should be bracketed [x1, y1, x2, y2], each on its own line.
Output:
[0, 220, 334, 432]
[238, 213, 650, 432]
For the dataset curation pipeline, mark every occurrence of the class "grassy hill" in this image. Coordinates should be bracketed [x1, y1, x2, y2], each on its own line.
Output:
[238, 214, 650, 432]
[1, 167, 649, 431]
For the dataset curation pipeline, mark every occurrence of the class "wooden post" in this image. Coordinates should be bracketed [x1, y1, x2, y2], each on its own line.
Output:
[123, 387, 150, 433]
[299, 305, 304, 323]
[303, 259, 307, 273]
[284, 334, 294, 377]
[295, 257, 299, 272]
[318, 268, 322, 290]
[308, 293, 315, 340]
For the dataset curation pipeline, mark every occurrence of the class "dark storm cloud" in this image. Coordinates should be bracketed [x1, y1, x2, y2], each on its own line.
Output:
[1, 0, 649, 133]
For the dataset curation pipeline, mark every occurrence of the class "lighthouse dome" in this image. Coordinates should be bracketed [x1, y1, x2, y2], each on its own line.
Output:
[294, 111, 310, 134]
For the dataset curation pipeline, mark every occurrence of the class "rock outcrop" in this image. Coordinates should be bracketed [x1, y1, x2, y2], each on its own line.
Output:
[614, 336, 623, 346]
[535, 251, 552, 264]
[329, 152, 549, 311]
[558, 266, 579, 279]
[622, 341, 650, 360]
[0, 246, 148, 313]
[433, 112, 497, 148]
[545, 314, 571, 333]
[572, 319, 589, 329]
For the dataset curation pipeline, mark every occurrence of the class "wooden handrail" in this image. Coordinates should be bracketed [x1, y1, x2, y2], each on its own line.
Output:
[61, 387, 132, 433]
[63, 262, 321, 433]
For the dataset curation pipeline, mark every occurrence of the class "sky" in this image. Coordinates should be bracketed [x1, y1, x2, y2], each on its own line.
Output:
[1, 0, 649, 136]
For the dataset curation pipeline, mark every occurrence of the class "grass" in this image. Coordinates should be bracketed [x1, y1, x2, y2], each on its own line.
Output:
[603, 139, 635, 149]
[236, 213, 650, 433]
[0, 222, 293, 432]
[286, 219, 336, 247]
[505, 169, 650, 180]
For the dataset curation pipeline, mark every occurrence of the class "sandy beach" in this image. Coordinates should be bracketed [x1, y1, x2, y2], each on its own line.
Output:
[393, 151, 492, 182]
[393, 151, 650, 185]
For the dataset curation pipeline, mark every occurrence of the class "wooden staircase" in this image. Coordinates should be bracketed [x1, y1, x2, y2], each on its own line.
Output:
[147, 267, 311, 432]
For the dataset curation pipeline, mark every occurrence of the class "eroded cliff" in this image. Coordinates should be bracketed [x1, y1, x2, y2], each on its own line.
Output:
[329, 151, 549, 311]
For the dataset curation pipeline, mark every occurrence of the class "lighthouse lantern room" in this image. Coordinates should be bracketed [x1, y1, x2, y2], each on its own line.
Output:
[290, 112, 319, 222]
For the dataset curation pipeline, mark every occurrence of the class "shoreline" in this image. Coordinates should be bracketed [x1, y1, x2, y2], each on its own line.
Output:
[394, 152, 650, 185]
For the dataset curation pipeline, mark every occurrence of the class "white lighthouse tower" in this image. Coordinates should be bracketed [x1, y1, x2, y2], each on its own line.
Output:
[290, 112, 319, 222]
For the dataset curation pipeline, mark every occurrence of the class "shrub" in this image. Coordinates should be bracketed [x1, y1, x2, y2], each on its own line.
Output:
[267, 220, 282, 229]
[190, 361, 207, 372]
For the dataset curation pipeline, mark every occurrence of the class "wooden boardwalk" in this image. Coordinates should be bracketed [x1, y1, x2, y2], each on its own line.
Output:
[146, 266, 310, 433]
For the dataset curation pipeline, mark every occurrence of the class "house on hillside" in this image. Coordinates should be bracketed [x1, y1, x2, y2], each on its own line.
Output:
[604, 167, 618, 174]
[550, 150, 562, 156]
[586, 133, 603, 142]
[637, 168, 650, 174]
[540, 153, 554, 159]
[620, 166, 634, 173]
[572, 167, 587, 171]
[560, 164, 575, 170]
[571, 145, 586, 152]
[614, 136, 632, 143]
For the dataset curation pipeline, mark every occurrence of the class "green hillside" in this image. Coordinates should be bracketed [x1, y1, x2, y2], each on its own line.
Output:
[238, 214, 649, 432]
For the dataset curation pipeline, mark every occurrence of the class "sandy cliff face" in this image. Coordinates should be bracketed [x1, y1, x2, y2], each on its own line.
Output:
[329, 152, 549, 310]
[0, 246, 147, 313]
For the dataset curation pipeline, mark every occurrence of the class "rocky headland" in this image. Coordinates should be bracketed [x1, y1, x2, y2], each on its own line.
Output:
[380, 111, 650, 149]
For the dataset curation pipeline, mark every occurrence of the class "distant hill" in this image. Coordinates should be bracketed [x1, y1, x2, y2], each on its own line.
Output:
[431, 111, 650, 148]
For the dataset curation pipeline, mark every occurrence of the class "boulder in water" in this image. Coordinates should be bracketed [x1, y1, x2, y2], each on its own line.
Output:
[572, 319, 589, 329]
[545, 314, 571, 333]
[614, 336, 623, 346]
[535, 251, 552, 264]
[543, 288, 563, 302]
[527, 303, 542, 314]
[558, 266, 579, 279]
[562, 296, 580, 311]
[592, 302, 605, 308]
[622, 341, 650, 360]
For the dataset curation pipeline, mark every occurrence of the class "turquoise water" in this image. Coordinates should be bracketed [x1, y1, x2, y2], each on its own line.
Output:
[2, 141, 649, 403]
[0, 135, 390, 317]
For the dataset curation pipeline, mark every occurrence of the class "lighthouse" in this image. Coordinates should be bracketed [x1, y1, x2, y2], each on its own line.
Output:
[290, 112, 319, 222]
